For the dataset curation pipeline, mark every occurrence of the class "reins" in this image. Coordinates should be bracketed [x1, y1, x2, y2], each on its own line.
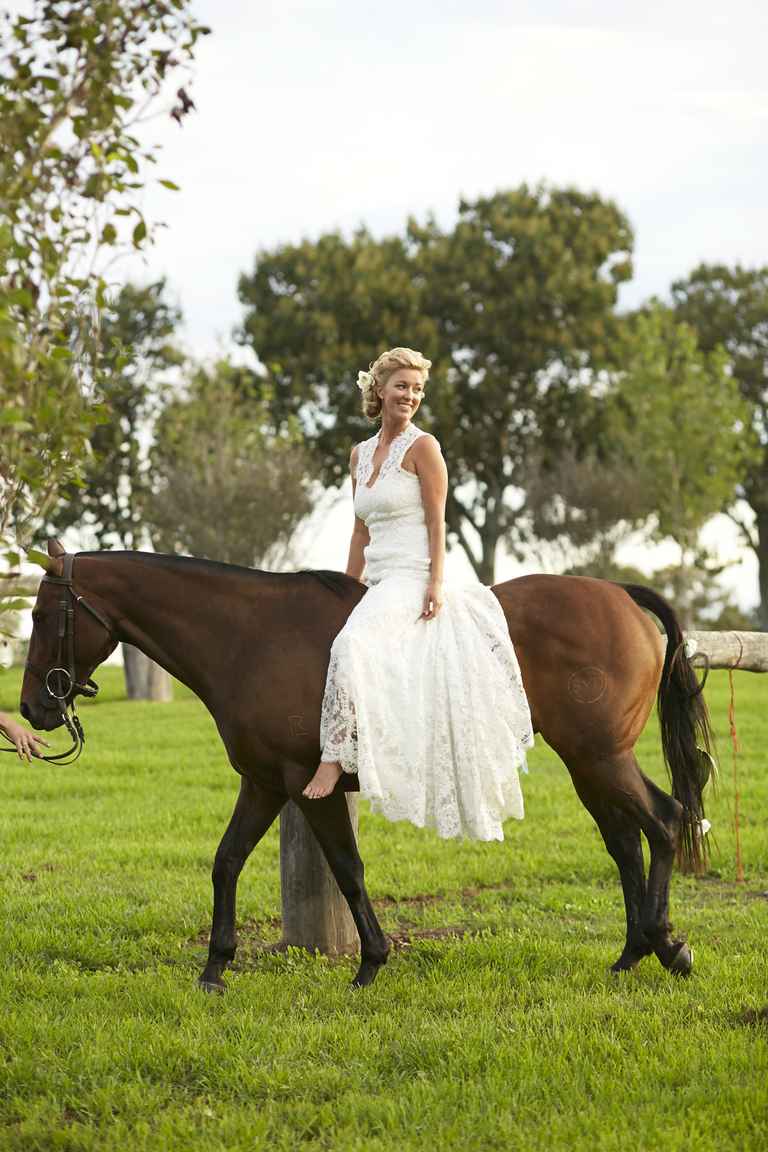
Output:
[1, 554, 113, 766]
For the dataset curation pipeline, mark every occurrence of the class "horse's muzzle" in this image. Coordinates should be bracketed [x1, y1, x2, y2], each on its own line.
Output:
[20, 698, 66, 731]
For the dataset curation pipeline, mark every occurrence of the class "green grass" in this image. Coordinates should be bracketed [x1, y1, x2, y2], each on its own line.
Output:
[0, 666, 766, 1151]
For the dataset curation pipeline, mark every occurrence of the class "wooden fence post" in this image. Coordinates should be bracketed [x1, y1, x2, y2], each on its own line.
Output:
[280, 795, 359, 955]
[122, 643, 173, 701]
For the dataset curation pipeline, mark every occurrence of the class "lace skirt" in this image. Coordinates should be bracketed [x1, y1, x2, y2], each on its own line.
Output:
[319, 572, 534, 840]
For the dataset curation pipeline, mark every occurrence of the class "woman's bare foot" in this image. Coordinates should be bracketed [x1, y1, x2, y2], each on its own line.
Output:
[302, 760, 342, 799]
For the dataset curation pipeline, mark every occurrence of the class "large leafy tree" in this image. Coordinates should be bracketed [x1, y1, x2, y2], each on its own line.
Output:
[49, 278, 183, 549]
[143, 362, 318, 569]
[524, 306, 756, 624]
[238, 185, 633, 583]
[47, 278, 184, 700]
[238, 227, 436, 482]
[611, 308, 751, 553]
[0, 0, 206, 638]
[410, 186, 632, 582]
[670, 264, 768, 626]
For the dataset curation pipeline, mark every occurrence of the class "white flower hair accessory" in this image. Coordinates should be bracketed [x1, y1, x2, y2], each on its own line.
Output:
[356, 369, 374, 392]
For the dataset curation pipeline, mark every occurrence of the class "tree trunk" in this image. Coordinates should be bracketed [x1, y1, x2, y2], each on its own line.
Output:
[447, 491, 499, 586]
[280, 796, 359, 955]
[477, 545, 497, 587]
[122, 642, 173, 701]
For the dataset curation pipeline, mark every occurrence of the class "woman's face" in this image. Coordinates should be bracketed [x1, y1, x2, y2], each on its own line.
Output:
[378, 368, 425, 422]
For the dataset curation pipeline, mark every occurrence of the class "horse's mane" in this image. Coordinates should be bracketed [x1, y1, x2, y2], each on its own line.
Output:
[296, 569, 362, 597]
[77, 550, 362, 599]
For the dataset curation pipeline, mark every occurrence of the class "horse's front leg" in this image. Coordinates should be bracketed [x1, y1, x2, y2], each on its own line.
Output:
[199, 775, 285, 993]
[295, 789, 390, 987]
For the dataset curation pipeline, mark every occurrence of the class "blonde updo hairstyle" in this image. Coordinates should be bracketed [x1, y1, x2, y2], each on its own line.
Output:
[358, 346, 432, 421]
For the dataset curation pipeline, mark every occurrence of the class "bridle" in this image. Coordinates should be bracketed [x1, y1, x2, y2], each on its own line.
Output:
[1, 554, 114, 765]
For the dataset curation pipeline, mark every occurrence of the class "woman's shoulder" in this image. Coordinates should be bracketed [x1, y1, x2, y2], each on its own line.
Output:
[351, 433, 374, 459]
[411, 426, 442, 453]
[350, 434, 376, 476]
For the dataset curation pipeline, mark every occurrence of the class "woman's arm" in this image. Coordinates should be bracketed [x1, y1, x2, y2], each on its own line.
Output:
[345, 444, 370, 581]
[412, 434, 448, 618]
[0, 710, 49, 762]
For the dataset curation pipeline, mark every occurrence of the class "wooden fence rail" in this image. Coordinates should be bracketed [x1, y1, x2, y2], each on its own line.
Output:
[683, 630, 768, 672]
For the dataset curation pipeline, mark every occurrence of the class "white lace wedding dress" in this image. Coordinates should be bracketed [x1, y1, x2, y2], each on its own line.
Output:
[319, 421, 535, 841]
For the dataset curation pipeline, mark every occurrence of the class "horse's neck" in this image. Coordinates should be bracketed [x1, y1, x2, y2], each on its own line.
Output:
[78, 554, 264, 701]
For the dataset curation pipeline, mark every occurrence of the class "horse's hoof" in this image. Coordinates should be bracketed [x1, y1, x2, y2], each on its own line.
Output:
[610, 954, 641, 975]
[612, 944, 649, 972]
[669, 942, 693, 977]
[610, 936, 652, 974]
[198, 976, 226, 995]
[351, 960, 382, 989]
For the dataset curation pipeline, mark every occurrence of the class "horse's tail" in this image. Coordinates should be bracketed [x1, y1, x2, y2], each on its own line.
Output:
[620, 584, 715, 873]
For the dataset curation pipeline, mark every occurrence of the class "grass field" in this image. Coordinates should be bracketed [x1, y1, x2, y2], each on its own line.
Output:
[0, 665, 766, 1151]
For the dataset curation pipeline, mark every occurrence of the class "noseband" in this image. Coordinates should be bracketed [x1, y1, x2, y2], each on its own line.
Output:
[2, 554, 114, 765]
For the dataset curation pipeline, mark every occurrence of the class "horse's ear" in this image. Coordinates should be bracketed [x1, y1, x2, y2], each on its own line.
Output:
[47, 538, 66, 558]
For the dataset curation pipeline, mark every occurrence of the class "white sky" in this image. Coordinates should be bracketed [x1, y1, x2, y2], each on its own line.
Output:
[105, 2, 768, 604]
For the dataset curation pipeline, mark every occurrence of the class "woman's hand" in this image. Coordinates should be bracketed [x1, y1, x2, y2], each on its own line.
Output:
[420, 580, 444, 621]
[0, 714, 49, 762]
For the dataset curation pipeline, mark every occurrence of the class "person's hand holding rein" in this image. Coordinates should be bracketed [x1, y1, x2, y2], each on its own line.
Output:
[0, 711, 49, 762]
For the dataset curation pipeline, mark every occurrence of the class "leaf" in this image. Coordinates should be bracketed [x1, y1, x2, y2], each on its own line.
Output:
[0, 406, 32, 426]
[158, 179, 180, 191]
[26, 549, 50, 570]
[132, 219, 147, 247]
[0, 599, 31, 613]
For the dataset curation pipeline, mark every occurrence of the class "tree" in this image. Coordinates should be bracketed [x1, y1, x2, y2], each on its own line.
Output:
[0, 1, 207, 640]
[50, 279, 183, 549]
[523, 435, 651, 573]
[520, 305, 756, 624]
[562, 556, 758, 630]
[238, 184, 633, 583]
[50, 279, 183, 701]
[237, 227, 436, 482]
[613, 309, 748, 543]
[670, 264, 768, 626]
[143, 362, 318, 569]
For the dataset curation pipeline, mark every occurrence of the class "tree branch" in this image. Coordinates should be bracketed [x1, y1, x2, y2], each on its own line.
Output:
[725, 507, 759, 553]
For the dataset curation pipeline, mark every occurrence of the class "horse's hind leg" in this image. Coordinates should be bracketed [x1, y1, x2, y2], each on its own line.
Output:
[295, 790, 390, 988]
[570, 777, 651, 972]
[571, 752, 692, 976]
[638, 771, 693, 974]
[199, 776, 285, 993]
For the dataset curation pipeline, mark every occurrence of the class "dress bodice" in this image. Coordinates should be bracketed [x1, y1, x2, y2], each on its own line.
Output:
[354, 422, 432, 586]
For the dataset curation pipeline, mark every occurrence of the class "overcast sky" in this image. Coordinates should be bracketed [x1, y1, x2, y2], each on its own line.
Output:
[119, 1, 767, 601]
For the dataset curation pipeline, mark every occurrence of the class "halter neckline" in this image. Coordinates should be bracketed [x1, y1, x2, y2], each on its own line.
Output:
[365, 423, 418, 489]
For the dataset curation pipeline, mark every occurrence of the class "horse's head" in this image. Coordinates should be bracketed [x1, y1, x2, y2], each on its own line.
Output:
[20, 539, 118, 731]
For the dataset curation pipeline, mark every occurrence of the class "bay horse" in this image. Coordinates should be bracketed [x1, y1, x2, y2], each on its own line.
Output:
[20, 539, 713, 991]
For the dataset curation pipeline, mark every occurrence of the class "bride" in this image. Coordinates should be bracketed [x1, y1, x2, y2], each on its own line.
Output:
[302, 346, 535, 841]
